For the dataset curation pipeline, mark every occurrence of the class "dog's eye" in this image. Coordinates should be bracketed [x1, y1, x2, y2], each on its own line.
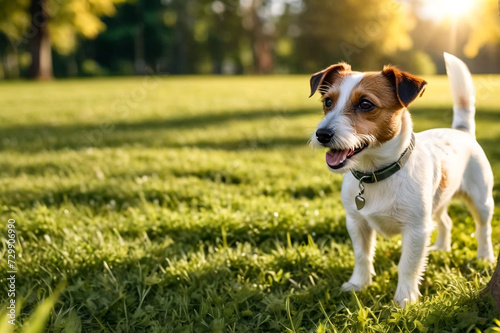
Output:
[358, 99, 374, 111]
[324, 98, 333, 108]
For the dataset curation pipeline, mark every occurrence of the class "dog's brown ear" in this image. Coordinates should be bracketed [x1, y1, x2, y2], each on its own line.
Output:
[382, 66, 427, 107]
[309, 63, 351, 97]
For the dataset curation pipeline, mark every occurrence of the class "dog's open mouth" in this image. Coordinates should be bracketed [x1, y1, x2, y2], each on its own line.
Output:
[326, 144, 367, 169]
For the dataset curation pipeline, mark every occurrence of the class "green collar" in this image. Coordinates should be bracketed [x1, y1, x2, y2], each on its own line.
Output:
[351, 133, 416, 184]
[350, 133, 416, 210]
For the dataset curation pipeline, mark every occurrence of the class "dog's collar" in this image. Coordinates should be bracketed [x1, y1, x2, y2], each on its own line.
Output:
[351, 133, 416, 184]
[350, 133, 416, 210]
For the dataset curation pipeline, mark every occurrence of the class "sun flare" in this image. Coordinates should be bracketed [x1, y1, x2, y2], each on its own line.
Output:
[420, 0, 475, 21]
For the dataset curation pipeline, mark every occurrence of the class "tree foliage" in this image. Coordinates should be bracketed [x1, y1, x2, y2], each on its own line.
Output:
[0, 0, 30, 41]
[293, 0, 414, 72]
[463, 0, 500, 58]
[50, 0, 126, 55]
[0, 0, 499, 78]
[0, 0, 124, 54]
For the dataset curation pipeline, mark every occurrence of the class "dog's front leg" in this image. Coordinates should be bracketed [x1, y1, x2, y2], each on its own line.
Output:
[394, 221, 432, 307]
[341, 215, 376, 292]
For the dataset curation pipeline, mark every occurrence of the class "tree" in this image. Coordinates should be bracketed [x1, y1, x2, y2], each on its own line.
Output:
[405, 0, 500, 74]
[0, 0, 29, 78]
[91, 0, 247, 75]
[28, 0, 51, 79]
[293, 0, 414, 73]
[241, 0, 275, 74]
[462, 0, 500, 58]
[22, 0, 125, 79]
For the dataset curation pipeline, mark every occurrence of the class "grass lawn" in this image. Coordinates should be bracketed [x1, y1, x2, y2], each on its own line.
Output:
[1, 74, 500, 332]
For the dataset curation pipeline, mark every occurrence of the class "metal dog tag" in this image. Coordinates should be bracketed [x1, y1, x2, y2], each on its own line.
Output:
[355, 178, 366, 210]
[355, 195, 365, 210]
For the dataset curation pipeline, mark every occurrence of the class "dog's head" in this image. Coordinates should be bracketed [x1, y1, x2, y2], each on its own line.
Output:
[309, 62, 426, 172]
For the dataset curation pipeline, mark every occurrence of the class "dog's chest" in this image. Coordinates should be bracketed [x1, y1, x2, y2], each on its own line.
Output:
[342, 176, 405, 237]
[363, 214, 402, 237]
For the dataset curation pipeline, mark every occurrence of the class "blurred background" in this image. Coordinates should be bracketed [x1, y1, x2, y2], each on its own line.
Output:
[0, 0, 498, 80]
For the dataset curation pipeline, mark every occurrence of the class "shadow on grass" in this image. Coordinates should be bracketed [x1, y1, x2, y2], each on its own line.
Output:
[17, 233, 497, 333]
[417, 292, 498, 332]
[16, 242, 355, 333]
[1, 184, 225, 210]
[1, 169, 340, 210]
[3, 105, 498, 154]
[0, 107, 317, 152]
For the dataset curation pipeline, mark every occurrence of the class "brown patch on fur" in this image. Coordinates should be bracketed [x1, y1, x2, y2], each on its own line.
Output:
[382, 66, 427, 107]
[458, 96, 469, 108]
[310, 62, 351, 97]
[439, 161, 449, 190]
[345, 72, 405, 144]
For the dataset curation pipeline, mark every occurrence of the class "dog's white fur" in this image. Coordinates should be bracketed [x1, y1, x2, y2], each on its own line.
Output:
[310, 53, 495, 307]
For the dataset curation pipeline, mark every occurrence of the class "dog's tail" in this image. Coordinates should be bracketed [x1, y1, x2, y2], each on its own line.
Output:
[444, 52, 476, 137]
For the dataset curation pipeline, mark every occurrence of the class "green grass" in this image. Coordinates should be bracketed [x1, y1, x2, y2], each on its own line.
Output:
[0, 74, 500, 332]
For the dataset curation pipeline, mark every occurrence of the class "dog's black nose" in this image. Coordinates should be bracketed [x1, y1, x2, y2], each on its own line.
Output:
[316, 128, 334, 144]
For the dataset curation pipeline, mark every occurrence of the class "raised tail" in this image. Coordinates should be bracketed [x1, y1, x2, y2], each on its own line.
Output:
[444, 52, 476, 137]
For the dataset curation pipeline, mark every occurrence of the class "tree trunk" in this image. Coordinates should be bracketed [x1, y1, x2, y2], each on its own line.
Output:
[1, 36, 18, 79]
[4, 49, 20, 79]
[488, 251, 500, 309]
[245, 0, 274, 74]
[28, 0, 53, 80]
[175, 6, 188, 74]
[134, 0, 146, 75]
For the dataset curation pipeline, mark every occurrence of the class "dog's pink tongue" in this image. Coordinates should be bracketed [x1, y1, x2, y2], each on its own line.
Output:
[326, 149, 349, 167]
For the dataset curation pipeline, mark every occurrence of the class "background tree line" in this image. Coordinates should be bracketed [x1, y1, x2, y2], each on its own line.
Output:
[0, 0, 498, 79]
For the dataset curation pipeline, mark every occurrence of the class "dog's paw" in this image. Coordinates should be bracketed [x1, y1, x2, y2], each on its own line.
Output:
[394, 285, 420, 308]
[394, 294, 419, 308]
[397, 298, 410, 308]
[340, 282, 365, 293]
[476, 240, 495, 262]
[477, 252, 495, 263]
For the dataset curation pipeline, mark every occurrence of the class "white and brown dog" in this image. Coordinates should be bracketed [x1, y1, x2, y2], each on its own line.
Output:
[309, 53, 495, 307]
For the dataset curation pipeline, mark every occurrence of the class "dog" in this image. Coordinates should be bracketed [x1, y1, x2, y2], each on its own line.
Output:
[309, 53, 495, 307]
